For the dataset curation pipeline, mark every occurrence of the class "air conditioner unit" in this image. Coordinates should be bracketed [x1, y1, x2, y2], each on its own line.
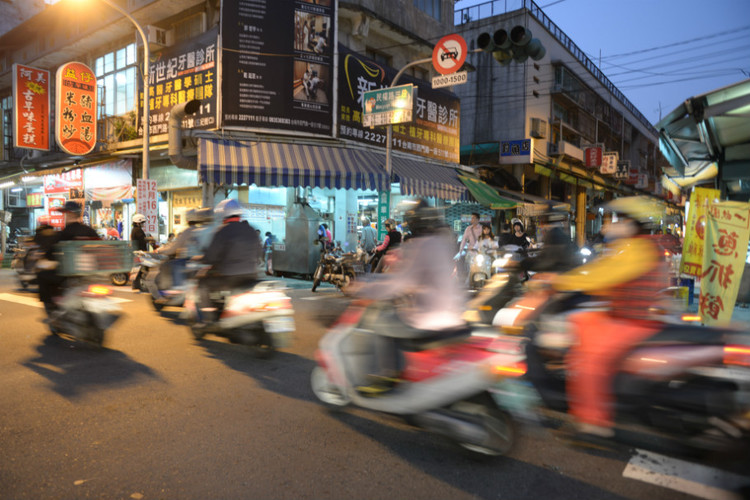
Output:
[145, 26, 172, 47]
[530, 118, 547, 139]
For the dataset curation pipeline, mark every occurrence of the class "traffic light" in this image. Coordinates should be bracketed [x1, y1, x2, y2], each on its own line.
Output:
[477, 26, 546, 65]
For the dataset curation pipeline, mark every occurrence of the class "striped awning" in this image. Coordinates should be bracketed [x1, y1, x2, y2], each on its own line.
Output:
[390, 156, 468, 201]
[199, 138, 388, 191]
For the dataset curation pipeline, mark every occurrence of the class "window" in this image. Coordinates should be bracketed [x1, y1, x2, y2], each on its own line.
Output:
[414, 0, 441, 20]
[2, 95, 12, 160]
[94, 44, 137, 117]
[365, 47, 391, 67]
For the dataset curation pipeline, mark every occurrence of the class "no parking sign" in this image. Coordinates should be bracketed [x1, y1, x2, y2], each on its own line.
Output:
[432, 34, 467, 75]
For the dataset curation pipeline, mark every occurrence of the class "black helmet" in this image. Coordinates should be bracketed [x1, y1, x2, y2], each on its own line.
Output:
[403, 199, 442, 237]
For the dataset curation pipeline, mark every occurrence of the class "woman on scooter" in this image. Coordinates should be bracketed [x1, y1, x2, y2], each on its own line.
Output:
[475, 224, 498, 253]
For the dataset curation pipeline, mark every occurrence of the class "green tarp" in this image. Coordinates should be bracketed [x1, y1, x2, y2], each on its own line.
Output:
[458, 175, 518, 209]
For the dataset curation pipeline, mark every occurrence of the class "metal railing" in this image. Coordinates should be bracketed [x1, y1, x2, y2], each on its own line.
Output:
[455, 0, 657, 135]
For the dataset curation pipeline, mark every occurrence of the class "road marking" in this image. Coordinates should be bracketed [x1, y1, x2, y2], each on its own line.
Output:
[623, 449, 749, 500]
[0, 292, 131, 308]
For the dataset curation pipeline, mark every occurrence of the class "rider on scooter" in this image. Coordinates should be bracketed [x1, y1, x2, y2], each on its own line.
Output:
[194, 199, 261, 329]
[553, 196, 669, 437]
[350, 199, 467, 392]
[155, 208, 212, 294]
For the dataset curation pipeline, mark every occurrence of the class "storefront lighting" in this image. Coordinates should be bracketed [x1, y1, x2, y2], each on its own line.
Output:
[0, 182, 15, 189]
[10, 187, 23, 193]
[21, 176, 38, 183]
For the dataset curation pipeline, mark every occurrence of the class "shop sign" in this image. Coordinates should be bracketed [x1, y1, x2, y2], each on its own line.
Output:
[139, 28, 218, 137]
[221, 0, 335, 135]
[55, 62, 97, 155]
[599, 152, 618, 175]
[12, 64, 50, 151]
[625, 166, 640, 185]
[614, 160, 630, 181]
[584, 146, 602, 168]
[26, 192, 43, 207]
[499, 139, 533, 165]
[362, 84, 414, 127]
[44, 168, 83, 195]
[699, 201, 750, 325]
[172, 188, 203, 208]
[635, 173, 649, 189]
[136, 179, 158, 236]
[47, 196, 66, 229]
[680, 187, 720, 276]
[338, 45, 460, 163]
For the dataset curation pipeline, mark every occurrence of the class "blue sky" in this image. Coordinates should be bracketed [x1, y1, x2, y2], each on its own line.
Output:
[454, 0, 750, 125]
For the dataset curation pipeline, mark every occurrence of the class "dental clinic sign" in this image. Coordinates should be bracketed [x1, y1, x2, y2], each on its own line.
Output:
[55, 62, 97, 155]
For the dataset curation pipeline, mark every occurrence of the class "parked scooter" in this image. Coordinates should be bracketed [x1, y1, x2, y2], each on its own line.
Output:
[11, 238, 41, 290]
[182, 276, 295, 359]
[311, 300, 521, 459]
[311, 244, 368, 292]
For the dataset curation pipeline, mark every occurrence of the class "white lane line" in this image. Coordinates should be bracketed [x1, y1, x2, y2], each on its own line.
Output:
[623, 449, 749, 500]
[0, 292, 131, 307]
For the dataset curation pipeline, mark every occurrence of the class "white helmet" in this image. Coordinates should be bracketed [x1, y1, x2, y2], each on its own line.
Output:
[132, 213, 146, 224]
[215, 199, 243, 219]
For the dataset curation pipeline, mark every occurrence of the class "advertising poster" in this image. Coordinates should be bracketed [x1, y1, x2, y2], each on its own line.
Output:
[136, 179, 159, 236]
[338, 45, 460, 163]
[12, 64, 50, 151]
[680, 187, 720, 276]
[43, 168, 83, 195]
[699, 201, 750, 325]
[221, 0, 335, 135]
[55, 62, 97, 155]
[83, 159, 134, 202]
[138, 27, 218, 137]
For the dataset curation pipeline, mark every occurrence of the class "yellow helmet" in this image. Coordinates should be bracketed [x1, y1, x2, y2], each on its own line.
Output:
[606, 196, 662, 228]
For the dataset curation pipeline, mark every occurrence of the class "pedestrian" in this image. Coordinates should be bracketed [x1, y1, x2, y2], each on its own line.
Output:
[360, 218, 377, 253]
[263, 231, 275, 275]
[506, 218, 530, 250]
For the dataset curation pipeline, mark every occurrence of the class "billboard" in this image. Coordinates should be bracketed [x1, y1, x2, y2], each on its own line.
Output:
[138, 27, 218, 136]
[338, 45, 460, 163]
[221, 0, 335, 135]
[362, 84, 414, 127]
[55, 62, 97, 155]
[12, 64, 50, 151]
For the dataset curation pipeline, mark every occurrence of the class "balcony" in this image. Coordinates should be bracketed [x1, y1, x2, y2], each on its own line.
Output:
[548, 140, 584, 163]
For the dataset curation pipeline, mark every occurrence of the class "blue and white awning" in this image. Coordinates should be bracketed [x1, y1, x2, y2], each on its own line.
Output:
[199, 138, 388, 191]
[198, 138, 468, 200]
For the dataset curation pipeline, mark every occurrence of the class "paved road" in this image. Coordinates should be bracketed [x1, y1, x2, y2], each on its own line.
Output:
[0, 270, 746, 500]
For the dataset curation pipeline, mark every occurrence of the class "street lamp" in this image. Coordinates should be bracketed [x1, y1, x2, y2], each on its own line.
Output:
[92, 0, 150, 181]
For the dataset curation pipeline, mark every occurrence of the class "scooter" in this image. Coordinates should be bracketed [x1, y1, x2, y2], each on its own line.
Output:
[142, 254, 191, 311]
[311, 244, 368, 292]
[311, 301, 522, 459]
[11, 239, 41, 290]
[489, 301, 750, 459]
[129, 250, 160, 292]
[182, 275, 295, 359]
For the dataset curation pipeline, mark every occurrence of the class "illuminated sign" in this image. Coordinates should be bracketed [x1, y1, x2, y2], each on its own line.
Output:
[55, 61, 97, 155]
[12, 64, 50, 151]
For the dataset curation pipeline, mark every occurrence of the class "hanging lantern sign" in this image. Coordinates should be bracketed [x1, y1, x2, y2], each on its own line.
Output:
[55, 61, 97, 155]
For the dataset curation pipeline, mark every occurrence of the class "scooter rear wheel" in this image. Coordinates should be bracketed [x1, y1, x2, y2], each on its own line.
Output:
[111, 273, 128, 286]
[311, 265, 322, 292]
[252, 330, 275, 359]
[310, 366, 350, 409]
[451, 398, 515, 459]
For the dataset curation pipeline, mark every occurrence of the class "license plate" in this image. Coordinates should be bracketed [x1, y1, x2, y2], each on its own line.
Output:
[263, 316, 295, 333]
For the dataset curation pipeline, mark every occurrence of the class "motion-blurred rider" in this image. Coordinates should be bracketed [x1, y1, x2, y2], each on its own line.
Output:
[194, 199, 261, 328]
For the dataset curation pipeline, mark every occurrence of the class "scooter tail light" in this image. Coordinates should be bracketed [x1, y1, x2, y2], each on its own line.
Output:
[87, 285, 112, 296]
[724, 345, 750, 367]
[490, 361, 527, 378]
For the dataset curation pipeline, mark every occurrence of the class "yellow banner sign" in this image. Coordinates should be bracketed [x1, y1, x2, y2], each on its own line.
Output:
[699, 201, 750, 325]
[680, 187, 720, 276]
[172, 188, 202, 209]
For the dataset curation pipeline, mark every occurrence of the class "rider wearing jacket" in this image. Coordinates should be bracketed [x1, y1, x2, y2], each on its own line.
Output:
[553, 196, 669, 437]
[131, 213, 149, 251]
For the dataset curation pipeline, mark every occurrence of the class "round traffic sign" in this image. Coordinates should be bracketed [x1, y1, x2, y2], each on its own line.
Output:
[432, 34, 467, 75]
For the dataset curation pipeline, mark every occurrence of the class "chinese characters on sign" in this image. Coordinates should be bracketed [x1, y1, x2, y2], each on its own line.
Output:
[699, 201, 750, 325]
[362, 84, 414, 127]
[136, 179, 159, 236]
[12, 64, 50, 151]
[55, 62, 97, 155]
[338, 45, 460, 163]
[43, 168, 83, 195]
[139, 28, 218, 136]
[614, 160, 630, 181]
[499, 139, 533, 165]
[599, 152, 618, 175]
[680, 187, 720, 276]
[584, 146, 602, 169]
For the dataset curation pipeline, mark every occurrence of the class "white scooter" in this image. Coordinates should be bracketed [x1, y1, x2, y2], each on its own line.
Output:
[182, 274, 295, 358]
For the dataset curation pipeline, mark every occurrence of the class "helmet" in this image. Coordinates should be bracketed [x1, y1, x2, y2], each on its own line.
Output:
[605, 196, 662, 230]
[215, 199, 243, 219]
[53, 200, 82, 214]
[185, 209, 199, 223]
[403, 199, 442, 236]
[132, 213, 146, 224]
[511, 218, 524, 232]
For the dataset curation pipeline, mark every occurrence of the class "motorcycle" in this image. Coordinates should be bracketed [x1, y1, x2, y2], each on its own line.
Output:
[11, 238, 41, 289]
[310, 300, 522, 459]
[182, 276, 295, 359]
[487, 286, 750, 458]
[129, 250, 160, 292]
[311, 244, 368, 292]
[142, 254, 193, 311]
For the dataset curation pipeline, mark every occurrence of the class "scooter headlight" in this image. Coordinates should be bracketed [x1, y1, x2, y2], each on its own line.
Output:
[475, 254, 485, 265]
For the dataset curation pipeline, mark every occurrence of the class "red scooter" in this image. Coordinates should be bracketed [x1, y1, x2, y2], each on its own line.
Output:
[310, 300, 526, 458]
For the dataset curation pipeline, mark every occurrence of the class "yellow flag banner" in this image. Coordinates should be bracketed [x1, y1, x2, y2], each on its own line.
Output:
[680, 187, 720, 276]
[699, 201, 750, 325]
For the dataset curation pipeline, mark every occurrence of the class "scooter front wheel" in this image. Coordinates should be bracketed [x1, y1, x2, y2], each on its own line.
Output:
[311, 265, 323, 292]
[110, 273, 128, 286]
[310, 366, 350, 409]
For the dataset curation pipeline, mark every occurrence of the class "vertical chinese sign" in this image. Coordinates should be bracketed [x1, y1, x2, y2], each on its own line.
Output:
[136, 179, 158, 236]
[12, 64, 50, 151]
[699, 201, 750, 325]
[55, 62, 97, 155]
[680, 187, 720, 276]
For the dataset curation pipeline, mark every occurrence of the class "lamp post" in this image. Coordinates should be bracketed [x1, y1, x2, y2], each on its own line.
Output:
[97, 0, 150, 181]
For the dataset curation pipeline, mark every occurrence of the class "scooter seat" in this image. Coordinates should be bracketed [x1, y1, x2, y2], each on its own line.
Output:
[638, 323, 728, 346]
[399, 326, 472, 352]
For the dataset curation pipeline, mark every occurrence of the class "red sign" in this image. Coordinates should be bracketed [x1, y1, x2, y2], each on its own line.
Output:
[47, 196, 66, 229]
[26, 192, 43, 207]
[55, 62, 97, 155]
[584, 147, 602, 169]
[626, 167, 640, 185]
[12, 64, 50, 151]
[432, 34, 467, 75]
[44, 168, 83, 195]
